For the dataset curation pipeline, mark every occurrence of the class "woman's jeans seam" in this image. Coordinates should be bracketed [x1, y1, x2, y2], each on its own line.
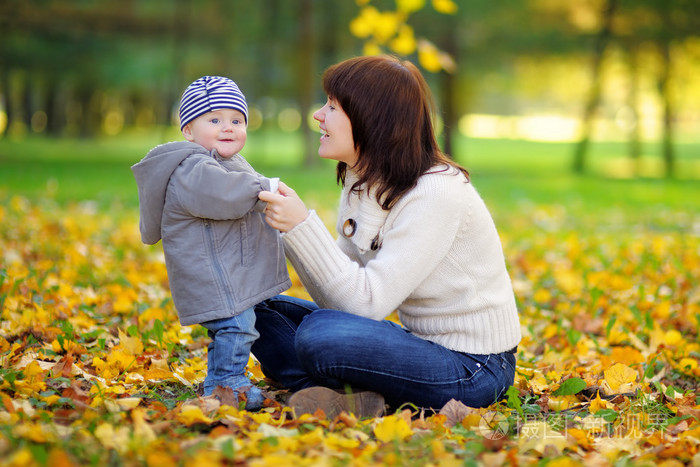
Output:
[309, 354, 491, 386]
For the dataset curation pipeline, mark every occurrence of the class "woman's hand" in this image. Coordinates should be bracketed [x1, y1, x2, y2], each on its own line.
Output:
[259, 181, 310, 232]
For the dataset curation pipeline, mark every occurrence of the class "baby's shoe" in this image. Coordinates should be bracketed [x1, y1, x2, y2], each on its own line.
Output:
[206, 382, 269, 411]
[239, 384, 266, 410]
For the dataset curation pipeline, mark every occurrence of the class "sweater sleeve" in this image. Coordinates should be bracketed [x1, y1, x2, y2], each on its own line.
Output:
[282, 175, 464, 320]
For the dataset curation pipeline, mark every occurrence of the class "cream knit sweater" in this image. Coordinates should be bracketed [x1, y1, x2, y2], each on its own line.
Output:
[282, 166, 521, 354]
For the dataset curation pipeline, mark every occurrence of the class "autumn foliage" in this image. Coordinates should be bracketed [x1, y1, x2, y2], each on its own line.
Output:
[1, 195, 699, 466]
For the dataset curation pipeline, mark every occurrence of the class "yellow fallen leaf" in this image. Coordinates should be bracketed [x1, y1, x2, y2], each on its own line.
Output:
[132, 408, 156, 445]
[297, 427, 325, 446]
[605, 346, 645, 367]
[118, 329, 144, 355]
[374, 415, 413, 442]
[116, 397, 142, 410]
[594, 436, 642, 460]
[257, 423, 299, 438]
[461, 413, 483, 430]
[94, 423, 130, 454]
[47, 448, 76, 467]
[247, 355, 265, 380]
[324, 432, 361, 450]
[589, 392, 614, 413]
[603, 363, 637, 392]
[528, 373, 550, 394]
[677, 357, 698, 372]
[567, 428, 592, 450]
[146, 451, 177, 467]
[41, 394, 61, 406]
[5, 448, 34, 466]
[545, 457, 584, 467]
[680, 423, 700, 441]
[518, 420, 568, 455]
[13, 422, 56, 443]
[106, 349, 137, 373]
[177, 405, 213, 426]
[548, 395, 579, 411]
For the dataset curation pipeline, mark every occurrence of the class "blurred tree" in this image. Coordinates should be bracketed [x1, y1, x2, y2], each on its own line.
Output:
[571, 0, 700, 176]
[299, 0, 318, 167]
[572, 0, 618, 174]
[0, 0, 697, 179]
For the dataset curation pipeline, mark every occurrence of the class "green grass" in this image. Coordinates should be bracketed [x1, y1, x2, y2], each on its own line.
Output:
[0, 131, 339, 208]
[0, 132, 698, 232]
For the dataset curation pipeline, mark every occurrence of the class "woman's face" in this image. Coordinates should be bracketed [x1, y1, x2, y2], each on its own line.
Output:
[313, 98, 357, 166]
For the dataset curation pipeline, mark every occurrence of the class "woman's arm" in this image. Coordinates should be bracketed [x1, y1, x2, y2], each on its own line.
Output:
[262, 175, 466, 320]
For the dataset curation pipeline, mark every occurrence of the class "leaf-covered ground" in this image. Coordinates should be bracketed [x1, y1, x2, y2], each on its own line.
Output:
[1, 196, 699, 466]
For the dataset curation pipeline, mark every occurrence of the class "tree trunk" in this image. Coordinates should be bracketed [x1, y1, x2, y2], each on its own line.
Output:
[658, 7, 675, 178]
[1, 69, 14, 134]
[299, 0, 317, 167]
[441, 71, 455, 159]
[440, 19, 458, 159]
[572, 0, 618, 173]
[625, 41, 642, 176]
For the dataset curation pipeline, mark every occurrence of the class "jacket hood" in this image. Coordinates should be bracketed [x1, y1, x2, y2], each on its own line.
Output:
[131, 141, 209, 244]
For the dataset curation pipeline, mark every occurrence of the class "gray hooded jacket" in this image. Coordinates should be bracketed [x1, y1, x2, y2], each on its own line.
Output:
[131, 141, 291, 325]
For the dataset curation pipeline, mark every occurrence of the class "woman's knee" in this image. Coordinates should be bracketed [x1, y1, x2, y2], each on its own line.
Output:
[294, 309, 344, 357]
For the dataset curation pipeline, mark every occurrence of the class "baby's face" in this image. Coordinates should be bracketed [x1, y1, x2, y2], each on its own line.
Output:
[182, 109, 247, 158]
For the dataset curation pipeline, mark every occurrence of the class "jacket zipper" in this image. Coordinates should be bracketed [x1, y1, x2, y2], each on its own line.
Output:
[203, 220, 236, 309]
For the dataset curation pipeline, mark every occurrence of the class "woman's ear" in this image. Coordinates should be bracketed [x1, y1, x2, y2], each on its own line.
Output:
[182, 124, 195, 142]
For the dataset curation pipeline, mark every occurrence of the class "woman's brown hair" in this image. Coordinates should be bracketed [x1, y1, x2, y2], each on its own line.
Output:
[322, 55, 468, 210]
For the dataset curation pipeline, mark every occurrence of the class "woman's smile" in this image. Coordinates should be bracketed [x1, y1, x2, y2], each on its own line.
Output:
[314, 100, 356, 165]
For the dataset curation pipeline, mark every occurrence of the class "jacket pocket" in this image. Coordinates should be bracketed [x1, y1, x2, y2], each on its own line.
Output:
[203, 219, 236, 310]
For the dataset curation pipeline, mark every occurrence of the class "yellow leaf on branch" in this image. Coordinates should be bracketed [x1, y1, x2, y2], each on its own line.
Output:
[350, 6, 380, 39]
[390, 25, 417, 55]
[397, 0, 425, 13]
[417, 40, 442, 73]
[432, 0, 458, 14]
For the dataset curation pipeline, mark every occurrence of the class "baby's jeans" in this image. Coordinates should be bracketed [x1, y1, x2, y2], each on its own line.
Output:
[251, 295, 516, 410]
[200, 307, 260, 397]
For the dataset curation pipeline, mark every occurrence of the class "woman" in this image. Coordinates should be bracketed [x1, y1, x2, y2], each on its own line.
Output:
[254, 55, 520, 418]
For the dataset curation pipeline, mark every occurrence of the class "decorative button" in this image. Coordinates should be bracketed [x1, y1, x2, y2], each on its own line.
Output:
[370, 234, 382, 251]
[342, 219, 357, 237]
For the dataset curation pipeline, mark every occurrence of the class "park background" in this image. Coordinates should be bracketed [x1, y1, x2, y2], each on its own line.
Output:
[1, 0, 699, 466]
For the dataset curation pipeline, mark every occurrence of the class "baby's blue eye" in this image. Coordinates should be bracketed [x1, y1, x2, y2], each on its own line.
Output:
[211, 118, 220, 124]
[233, 119, 242, 125]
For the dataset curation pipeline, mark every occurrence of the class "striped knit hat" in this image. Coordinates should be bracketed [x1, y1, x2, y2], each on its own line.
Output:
[178, 76, 248, 130]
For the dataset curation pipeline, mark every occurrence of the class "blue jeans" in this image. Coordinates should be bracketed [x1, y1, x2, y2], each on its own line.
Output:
[200, 307, 264, 406]
[251, 295, 516, 410]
